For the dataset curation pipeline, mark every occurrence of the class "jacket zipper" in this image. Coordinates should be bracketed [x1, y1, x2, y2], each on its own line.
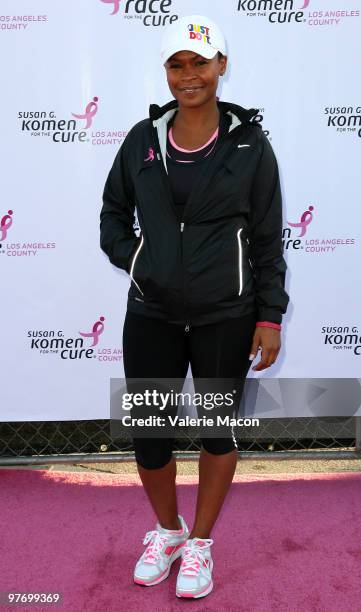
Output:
[180, 122, 247, 225]
[247, 236, 254, 272]
[152, 118, 247, 329]
[152, 122, 191, 331]
[129, 234, 144, 297]
[156, 152, 180, 224]
[180, 221, 190, 332]
[237, 228, 243, 296]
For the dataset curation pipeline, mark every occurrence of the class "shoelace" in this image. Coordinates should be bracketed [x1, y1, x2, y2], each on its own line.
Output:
[180, 539, 214, 576]
[142, 530, 169, 564]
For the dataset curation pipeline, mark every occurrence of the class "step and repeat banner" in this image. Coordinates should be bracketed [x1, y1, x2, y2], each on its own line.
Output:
[1, 0, 361, 421]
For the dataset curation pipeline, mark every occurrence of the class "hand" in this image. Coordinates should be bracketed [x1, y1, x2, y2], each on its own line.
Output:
[249, 327, 281, 371]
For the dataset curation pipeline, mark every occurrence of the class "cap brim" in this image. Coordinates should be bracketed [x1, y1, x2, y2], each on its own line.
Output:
[162, 43, 218, 65]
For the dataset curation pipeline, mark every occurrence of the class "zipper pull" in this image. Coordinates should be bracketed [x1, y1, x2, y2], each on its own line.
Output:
[180, 222, 185, 232]
[185, 324, 190, 332]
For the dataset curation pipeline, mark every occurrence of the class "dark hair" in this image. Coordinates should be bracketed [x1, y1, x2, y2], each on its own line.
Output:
[217, 51, 224, 61]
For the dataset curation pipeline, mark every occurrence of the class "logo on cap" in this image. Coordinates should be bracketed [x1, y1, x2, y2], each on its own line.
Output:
[188, 23, 211, 45]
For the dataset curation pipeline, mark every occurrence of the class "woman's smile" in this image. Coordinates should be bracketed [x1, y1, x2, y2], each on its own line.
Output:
[179, 86, 204, 96]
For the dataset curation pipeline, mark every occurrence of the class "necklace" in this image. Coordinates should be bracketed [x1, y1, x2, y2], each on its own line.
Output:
[167, 124, 220, 162]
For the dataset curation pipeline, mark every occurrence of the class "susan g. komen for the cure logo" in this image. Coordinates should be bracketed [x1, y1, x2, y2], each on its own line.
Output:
[28, 316, 123, 362]
[237, 0, 359, 26]
[18, 100, 95, 143]
[18, 96, 127, 146]
[237, 0, 309, 23]
[99, 0, 179, 26]
[0, 209, 56, 257]
[282, 204, 356, 253]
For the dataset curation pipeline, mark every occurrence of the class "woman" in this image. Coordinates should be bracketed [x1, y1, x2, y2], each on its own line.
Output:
[100, 14, 289, 600]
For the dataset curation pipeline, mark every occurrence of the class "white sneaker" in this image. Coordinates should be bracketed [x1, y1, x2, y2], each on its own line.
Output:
[134, 514, 189, 586]
[176, 537, 214, 598]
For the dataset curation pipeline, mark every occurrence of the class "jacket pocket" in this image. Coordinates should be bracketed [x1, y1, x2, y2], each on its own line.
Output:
[128, 234, 145, 297]
[186, 223, 246, 309]
[236, 227, 243, 296]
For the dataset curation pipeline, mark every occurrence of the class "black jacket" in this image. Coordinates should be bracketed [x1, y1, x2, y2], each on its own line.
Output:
[100, 99, 289, 327]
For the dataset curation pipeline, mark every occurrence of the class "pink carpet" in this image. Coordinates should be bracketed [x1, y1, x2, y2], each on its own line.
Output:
[1, 469, 360, 611]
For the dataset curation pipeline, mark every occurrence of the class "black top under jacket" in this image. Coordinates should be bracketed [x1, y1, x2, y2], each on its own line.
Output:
[100, 99, 290, 327]
[166, 111, 232, 223]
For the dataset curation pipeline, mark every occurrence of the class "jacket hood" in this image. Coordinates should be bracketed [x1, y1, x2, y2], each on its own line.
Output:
[149, 98, 259, 123]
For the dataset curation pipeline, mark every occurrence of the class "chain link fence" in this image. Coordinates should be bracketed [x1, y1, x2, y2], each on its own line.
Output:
[1, 417, 360, 465]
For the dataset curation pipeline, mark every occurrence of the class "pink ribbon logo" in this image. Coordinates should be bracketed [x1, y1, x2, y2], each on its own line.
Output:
[79, 316, 105, 347]
[288, 205, 314, 237]
[0, 209, 13, 241]
[300, 0, 310, 8]
[144, 147, 155, 162]
[101, 0, 121, 15]
[72, 96, 99, 129]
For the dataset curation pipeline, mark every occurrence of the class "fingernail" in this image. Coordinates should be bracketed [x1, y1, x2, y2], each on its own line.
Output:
[249, 354, 255, 360]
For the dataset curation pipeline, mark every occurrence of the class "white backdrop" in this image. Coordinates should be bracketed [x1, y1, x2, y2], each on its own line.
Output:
[1, 0, 361, 421]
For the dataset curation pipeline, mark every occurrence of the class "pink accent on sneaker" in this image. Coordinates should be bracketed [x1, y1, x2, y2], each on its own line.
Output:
[164, 543, 183, 556]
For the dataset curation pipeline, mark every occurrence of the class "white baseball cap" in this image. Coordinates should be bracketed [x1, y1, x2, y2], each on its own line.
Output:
[161, 14, 227, 65]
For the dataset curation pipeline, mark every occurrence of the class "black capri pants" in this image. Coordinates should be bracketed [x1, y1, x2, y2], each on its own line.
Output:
[122, 310, 257, 469]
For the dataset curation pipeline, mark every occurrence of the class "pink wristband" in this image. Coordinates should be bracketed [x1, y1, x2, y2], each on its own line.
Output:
[256, 321, 282, 330]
